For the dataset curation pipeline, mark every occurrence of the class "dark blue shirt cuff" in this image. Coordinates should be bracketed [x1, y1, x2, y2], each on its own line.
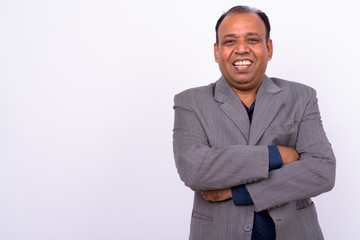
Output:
[268, 145, 282, 171]
[231, 185, 254, 205]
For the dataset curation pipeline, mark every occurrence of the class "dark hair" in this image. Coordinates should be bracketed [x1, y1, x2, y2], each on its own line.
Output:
[215, 6, 271, 44]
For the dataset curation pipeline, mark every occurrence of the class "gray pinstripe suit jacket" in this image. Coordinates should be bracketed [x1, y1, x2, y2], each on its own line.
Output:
[173, 76, 336, 240]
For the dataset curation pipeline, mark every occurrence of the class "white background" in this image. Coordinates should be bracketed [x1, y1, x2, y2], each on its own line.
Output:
[0, 0, 359, 239]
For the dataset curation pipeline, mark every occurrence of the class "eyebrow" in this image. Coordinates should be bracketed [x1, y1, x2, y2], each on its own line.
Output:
[223, 32, 262, 38]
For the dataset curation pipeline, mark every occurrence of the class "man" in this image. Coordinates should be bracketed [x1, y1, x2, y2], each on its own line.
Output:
[172, 5, 336, 240]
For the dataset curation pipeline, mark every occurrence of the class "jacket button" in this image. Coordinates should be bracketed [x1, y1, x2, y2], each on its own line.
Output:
[244, 224, 252, 232]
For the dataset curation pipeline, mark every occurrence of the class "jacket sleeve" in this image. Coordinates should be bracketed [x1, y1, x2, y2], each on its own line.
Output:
[246, 89, 336, 212]
[231, 145, 283, 205]
[173, 92, 270, 192]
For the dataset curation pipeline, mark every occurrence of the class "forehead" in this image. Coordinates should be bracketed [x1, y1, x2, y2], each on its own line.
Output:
[218, 12, 266, 38]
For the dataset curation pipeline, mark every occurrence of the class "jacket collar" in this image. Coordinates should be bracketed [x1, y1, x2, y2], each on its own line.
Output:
[214, 75, 282, 103]
[214, 75, 283, 145]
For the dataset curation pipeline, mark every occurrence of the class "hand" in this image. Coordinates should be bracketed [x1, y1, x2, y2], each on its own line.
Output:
[277, 146, 300, 165]
[200, 188, 232, 202]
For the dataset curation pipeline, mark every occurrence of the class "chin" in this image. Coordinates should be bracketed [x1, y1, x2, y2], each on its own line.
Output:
[233, 78, 253, 85]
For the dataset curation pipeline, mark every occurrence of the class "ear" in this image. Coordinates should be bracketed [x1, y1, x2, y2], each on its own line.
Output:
[267, 39, 273, 61]
[214, 43, 219, 63]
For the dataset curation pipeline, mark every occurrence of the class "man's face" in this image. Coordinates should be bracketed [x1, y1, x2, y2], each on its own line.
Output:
[214, 12, 273, 92]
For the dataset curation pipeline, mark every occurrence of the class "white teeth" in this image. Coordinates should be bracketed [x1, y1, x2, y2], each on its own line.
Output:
[234, 60, 252, 66]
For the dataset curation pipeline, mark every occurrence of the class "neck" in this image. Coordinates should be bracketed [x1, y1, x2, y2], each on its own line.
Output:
[238, 93, 256, 108]
[231, 87, 258, 108]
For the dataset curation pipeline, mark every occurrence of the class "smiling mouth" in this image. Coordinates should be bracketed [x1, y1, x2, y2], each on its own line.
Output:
[233, 60, 252, 66]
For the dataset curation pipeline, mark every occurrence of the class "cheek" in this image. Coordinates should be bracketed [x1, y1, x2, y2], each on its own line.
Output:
[254, 51, 268, 64]
[219, 48, 233, 59]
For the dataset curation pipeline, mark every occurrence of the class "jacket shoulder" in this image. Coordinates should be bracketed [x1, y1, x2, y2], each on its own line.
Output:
[174, 83, 215, 107]
[270, 77, 316, 98]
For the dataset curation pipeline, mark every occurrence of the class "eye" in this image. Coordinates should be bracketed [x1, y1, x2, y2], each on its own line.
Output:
[248, 38, 260, 44]
[224, 39, 236, 45]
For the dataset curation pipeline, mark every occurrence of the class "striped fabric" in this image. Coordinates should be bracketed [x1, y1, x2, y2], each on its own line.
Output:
[173, 76, 335, 240]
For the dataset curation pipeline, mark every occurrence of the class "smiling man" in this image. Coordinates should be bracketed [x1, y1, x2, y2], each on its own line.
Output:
[173, 5, 335, 240]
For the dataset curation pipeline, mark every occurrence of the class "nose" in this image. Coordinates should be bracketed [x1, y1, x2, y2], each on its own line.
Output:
[234, 40, 250, 54]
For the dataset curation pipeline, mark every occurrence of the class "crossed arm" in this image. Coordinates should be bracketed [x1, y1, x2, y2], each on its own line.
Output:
[173, 89, 335, 211]
[200, 146, 300, 202]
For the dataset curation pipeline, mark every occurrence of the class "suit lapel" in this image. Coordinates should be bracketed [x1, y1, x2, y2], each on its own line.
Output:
[249, 76, 283, 145]
[214, 77, 251, 143]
